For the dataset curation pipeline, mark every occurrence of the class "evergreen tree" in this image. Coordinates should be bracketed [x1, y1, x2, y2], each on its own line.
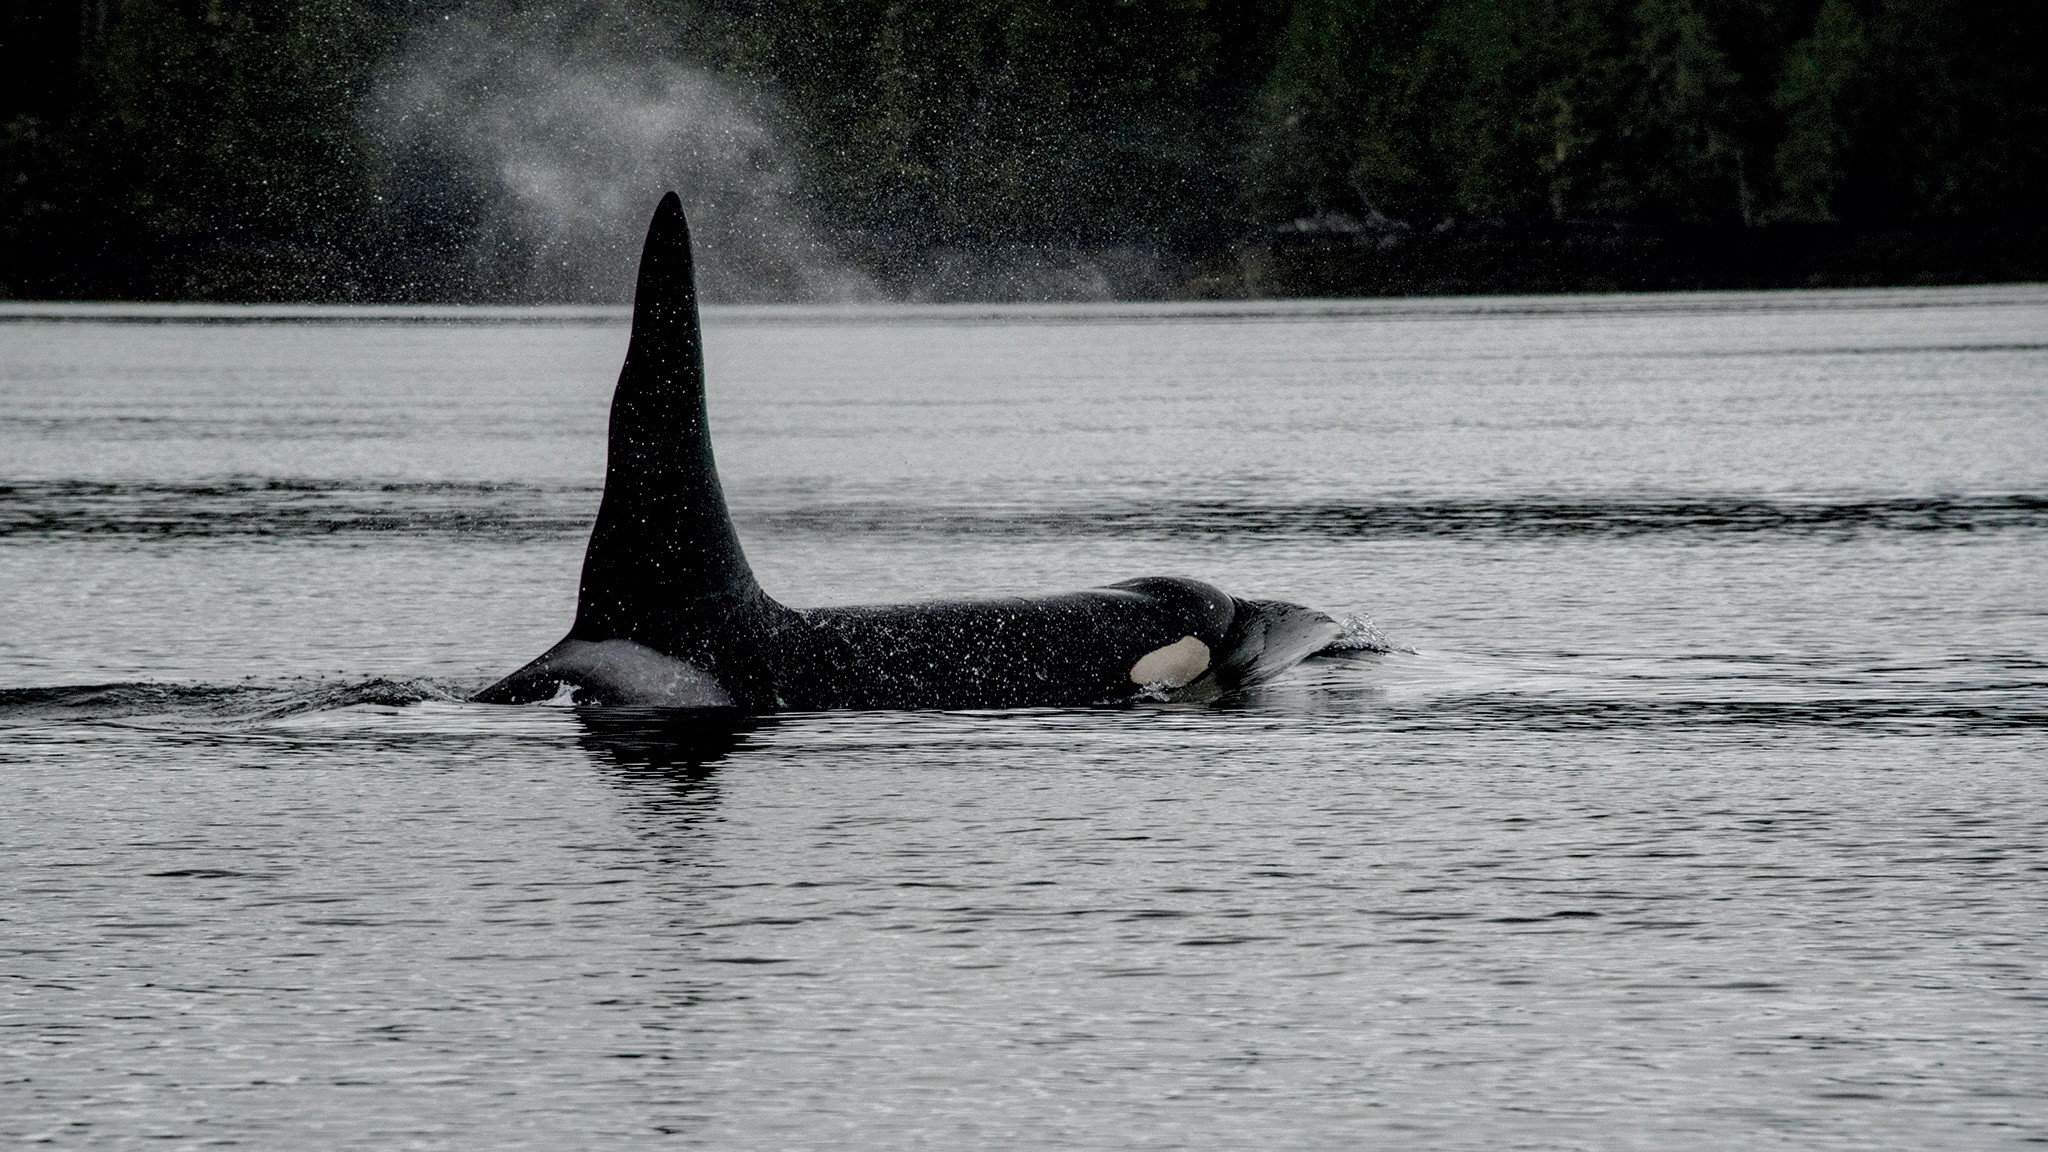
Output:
[2, 0, 2041, 297]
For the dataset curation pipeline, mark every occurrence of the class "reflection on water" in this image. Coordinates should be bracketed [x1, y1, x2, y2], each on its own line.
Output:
[578, 707, 767, 772]
[576, 710, 770, 826]
[2, 289, 2046, 1148]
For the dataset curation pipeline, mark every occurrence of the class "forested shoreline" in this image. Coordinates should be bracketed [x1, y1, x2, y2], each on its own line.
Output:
[3, 0, 2042, 302]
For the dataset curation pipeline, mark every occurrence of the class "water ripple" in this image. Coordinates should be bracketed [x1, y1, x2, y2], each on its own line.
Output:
[5, 481, 2042, 541]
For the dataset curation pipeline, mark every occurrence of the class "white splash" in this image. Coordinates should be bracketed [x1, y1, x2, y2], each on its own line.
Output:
[1325, 613, 1414, 655]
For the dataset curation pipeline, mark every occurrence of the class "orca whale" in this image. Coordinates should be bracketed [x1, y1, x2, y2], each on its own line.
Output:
[474, 193, 1341, 711]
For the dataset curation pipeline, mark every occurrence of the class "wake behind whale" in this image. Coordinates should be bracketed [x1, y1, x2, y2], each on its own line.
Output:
[475, 193, 1344, 711]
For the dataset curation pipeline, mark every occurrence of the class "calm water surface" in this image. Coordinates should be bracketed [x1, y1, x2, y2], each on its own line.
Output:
[3, 287, 2046, 1148]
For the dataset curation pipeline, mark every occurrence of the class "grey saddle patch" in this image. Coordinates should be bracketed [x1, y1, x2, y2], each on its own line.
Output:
[481, 638, 734, 708]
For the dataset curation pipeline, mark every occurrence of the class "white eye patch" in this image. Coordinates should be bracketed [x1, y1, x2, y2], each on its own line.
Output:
[1130, 636, 1211, 687]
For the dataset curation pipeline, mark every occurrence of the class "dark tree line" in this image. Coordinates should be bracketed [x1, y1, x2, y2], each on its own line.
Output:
[3, 0, 2041, 299]
[1240, 0, 2043, 227]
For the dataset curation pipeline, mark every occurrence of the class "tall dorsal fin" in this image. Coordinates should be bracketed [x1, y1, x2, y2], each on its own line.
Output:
[570, 193, 761, 650]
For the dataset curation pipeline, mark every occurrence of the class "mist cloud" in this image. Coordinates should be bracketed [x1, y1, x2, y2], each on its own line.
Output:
[368, 9, 871, 304]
